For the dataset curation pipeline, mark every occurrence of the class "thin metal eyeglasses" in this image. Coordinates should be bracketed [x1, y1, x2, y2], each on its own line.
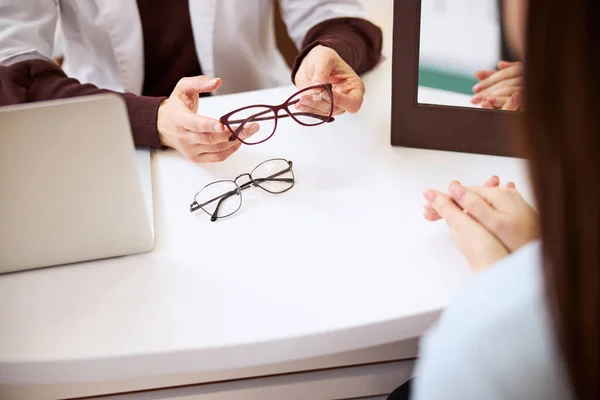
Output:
[220, 83, 335, 145]
[190, 158, 295, 222]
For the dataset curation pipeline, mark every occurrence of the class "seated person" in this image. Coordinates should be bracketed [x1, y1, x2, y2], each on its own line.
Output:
[389, 0, 597, 398]
[0, 1, 382, 163]
[471, 0, 525, 111]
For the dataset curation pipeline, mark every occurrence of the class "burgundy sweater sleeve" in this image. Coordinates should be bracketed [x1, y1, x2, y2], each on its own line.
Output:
[0, 59, 165, 148]
[291, 17, 383, 83]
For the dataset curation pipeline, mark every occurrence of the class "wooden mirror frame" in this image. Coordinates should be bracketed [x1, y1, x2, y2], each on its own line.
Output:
[390, 0, 522, 157]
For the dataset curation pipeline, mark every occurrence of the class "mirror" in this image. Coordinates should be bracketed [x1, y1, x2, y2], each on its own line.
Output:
[417, 0, 524, 111]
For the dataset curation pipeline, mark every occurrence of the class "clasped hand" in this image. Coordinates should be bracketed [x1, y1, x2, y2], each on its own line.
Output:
[423, 176, 539, 272]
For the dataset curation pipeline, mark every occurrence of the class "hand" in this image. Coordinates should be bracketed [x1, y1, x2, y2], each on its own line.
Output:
[423, 177, 539, 271]
[471, 61, 524, 111]
[424, 176, 506, 222]
[294, 45, 366, 117]
[157, 76, 260, 163]
[423, 189, 509, 272]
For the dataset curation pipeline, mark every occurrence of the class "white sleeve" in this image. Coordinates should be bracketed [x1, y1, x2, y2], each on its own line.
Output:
[0, 0, 60, 66]
[410, 324, 504, 400]
[277, 0, 365, 49]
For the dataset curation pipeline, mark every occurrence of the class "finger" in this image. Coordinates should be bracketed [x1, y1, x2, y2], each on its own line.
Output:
[448, 181, 501, 230]
[498, 60, 521, 70]
[468, 186, 517, 210]
[238, 122, 261, 141]
[473, 65, 524, 92]
[474, 69, 497, 81]
[484, 176, 500, 187]
[178, 109, 226, 134]
[176, 76, 222, 96]
[424, 190, 509, 271]
[426, 176, 498, 222]
[311, 58, 335, 86]
[423, 205, 440, 221]
[295, 95, 338, 115]
[483, 77, 523, 95]
[487, 96, 510, 108]
[506, 182, 517, 189]
[296, 103, 345, 117]
[189, 123, 259, 145]
[480, 101, 496, 109]
[191, 141, 242, 164]
[330, 88, 364, 114]
[503, 92, 522, 111]
[471, 93, 485, 104]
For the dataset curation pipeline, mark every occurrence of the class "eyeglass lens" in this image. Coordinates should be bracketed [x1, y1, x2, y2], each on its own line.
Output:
[250, 158, 294, 193]
[227, 106, 277, 145]
[193, 159, 294, 221]
[194, 180, 241, 220]
[287, 87, 333, 126]
[226, 85, 333, 145]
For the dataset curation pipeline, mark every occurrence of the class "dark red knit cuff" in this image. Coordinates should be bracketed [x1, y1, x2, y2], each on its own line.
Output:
[122, 94, 167, 149]
[291, 17, 383, 84]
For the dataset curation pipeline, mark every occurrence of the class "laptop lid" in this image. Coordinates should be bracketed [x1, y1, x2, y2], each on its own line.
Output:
[0, 94, 154, 273]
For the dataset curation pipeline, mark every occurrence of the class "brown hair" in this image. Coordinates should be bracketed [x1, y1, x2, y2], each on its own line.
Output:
[523, 1, 600, 399]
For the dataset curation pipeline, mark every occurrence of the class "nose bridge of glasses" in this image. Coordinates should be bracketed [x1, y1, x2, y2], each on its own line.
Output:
[234, 172, 256, 187]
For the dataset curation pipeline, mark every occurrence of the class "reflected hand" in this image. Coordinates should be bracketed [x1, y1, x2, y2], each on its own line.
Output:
[294, 45, 366, 117]
[423, 177, 539, 271]
[471, 61, 524, 111]
[158, 76, 259, 163]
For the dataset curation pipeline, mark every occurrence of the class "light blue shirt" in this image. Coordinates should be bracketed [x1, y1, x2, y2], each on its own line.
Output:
[411, 241, 573, 400]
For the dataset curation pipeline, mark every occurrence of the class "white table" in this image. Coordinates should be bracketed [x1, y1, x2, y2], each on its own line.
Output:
[0, 59, 530, 400]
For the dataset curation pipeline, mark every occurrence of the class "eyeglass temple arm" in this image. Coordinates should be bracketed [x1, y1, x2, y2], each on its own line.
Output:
[228, 113, 333, 125]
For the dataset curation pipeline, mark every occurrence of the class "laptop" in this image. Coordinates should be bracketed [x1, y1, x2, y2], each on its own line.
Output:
[0, 94, 155, 274]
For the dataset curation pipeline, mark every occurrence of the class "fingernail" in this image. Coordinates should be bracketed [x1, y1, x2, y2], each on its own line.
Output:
[249, 123, 259, 134]
[473, 83, 481, 92]
[301, 98, 313, 106]
[471, 94, 482, 103]
[423, 190, 436, 203]
[213, 123, 224, 132]
[449, 182, 465, 200]
[320, 91, 331, 102]
[209, 78, 219, 85]
[512, 93, 521, 106]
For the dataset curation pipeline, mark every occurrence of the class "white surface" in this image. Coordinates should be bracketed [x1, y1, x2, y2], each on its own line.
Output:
[418, 86, 479, 108]
[0, 60, 530, 395]
[419, 0, 500, 75]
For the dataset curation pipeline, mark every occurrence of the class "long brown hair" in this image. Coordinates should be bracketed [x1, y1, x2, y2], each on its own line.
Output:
[523, 1, 600, 399]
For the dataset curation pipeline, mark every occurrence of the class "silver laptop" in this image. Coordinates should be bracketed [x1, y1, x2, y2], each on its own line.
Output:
[0, 94, 155, 274]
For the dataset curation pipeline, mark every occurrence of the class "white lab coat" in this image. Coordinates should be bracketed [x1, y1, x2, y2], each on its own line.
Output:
[0, 0, 364, 95]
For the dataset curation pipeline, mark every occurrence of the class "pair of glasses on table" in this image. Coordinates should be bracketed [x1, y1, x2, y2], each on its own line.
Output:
[190, 158, 295, 222]
[220, 83, 336, 145]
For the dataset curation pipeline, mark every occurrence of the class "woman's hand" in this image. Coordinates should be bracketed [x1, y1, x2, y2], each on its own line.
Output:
[157, 76, 259, 163]
[294, 45, 366, 117]
[471, 61, 524, 111]
[423, 177, 539, 271]
[423, 189, 509, 272]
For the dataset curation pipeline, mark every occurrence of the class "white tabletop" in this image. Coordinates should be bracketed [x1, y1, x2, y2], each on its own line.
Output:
[0, 60, 530, 388]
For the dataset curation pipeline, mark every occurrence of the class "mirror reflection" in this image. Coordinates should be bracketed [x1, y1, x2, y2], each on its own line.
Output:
[418, 0, 524, 111]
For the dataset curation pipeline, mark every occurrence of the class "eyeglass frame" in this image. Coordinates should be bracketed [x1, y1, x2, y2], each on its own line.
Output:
[190, 158, 295, 222]
[220, 83, 336, 145]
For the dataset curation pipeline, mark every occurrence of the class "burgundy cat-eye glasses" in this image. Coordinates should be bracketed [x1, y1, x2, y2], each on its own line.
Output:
[220, 83, 335, 145]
